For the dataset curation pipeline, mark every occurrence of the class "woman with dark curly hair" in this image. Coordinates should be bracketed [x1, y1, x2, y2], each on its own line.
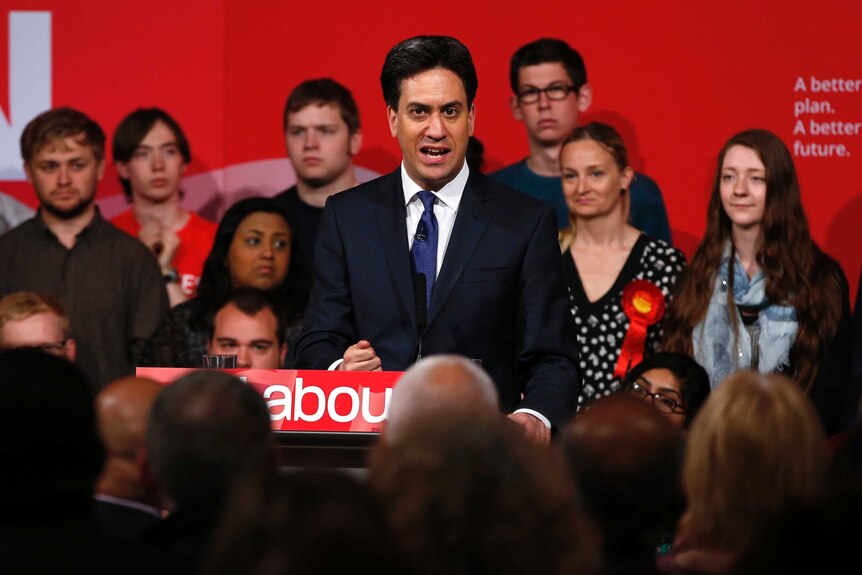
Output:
[147, 197, 308, 367]
[663, 129, 852, 434]
[622, 351, 711, 430]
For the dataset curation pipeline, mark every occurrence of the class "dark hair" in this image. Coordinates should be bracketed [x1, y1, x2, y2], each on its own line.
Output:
[560, 395, 684, 568]
[20, 106, 106, 163]
[283, 78, 361, 134]
[206, 470, 406, 575]
[623, 352, 711, 428]
[112, 108, 192, 201]
[663, 129, 845, 392]
[466, 135, 485, 172]
[370, 414, 600, 575]
[207, 287, 288, 346]
[509, 38, 587, 94]
[380, 35, 478, 109]
[197, 197, 307, 320]
[0, 349, 103, 513]
[146, 370, 273, 507]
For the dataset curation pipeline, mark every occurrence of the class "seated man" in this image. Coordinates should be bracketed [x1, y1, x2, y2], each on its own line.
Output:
[0, 350, 108, 571]
[560, 394, 685, 574]
[111, 108, 217, 306]
[0, 291, 76, 361]
[144, 370, 275, 575]
[384, 355, 500, 443]
[492, 38, 672, 242]
[94, 376, 163, 542]
[207, 288, 287, 369]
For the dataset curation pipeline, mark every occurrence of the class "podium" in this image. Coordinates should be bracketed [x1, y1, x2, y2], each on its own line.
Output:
[137, 367, 403, 469]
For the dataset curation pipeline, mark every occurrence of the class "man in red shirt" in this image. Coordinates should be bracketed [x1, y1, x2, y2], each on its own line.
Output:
[111, 108, 216, 306]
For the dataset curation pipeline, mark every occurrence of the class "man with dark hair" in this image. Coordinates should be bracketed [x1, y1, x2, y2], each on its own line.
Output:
[274, 78, 363, 272]
[207, 288, 287, 369]
[560, 394, 685, 574]
[145, 370, 274, 574]
[111, 108, 217, 306]
[0, 107, 168, 389]
[492, 38, 671, 242]
[0, 349, 107, 571]
[297, 36, 580, 442]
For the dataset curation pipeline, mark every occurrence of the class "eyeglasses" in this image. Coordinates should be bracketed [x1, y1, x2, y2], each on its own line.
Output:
[3, 339, 69, 357]
[627, 379, 686, 415]
[517, 83, 576, 104]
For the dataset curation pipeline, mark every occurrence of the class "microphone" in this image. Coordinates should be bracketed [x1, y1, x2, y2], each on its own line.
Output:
[415, 222, 427, 242]
[414, 273, 427, 362]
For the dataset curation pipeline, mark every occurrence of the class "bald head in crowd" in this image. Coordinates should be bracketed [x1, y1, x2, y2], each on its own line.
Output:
[95, 376, 162, 503]
[385, 355, 499, 443]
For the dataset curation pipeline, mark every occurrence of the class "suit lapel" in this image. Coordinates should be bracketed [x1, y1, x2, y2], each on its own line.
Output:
[374, 170, 416, 324]
[428, 171, 493, 325]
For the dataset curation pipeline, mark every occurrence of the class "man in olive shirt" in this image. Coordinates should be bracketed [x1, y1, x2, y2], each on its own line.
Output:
[0, 107, 168, 389]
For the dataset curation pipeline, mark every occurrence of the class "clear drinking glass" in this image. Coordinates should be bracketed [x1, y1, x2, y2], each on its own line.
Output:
[201, 354, 238, 368]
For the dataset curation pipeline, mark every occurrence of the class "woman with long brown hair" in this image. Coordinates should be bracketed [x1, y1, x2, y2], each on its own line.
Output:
[663, 129, 851, 434]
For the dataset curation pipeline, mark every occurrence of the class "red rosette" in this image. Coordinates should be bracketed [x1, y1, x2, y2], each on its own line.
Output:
[613, 280, 666, 378]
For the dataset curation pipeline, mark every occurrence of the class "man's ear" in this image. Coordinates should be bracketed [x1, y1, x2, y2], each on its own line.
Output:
[279, 343, 288, 367]
[23, 162, 34, 184]
[115, 161, 130, 179]
[576, 84, 593, 113]
[509, 94, 524, 121]
[387, 106, 398, 137]
[349, 129, 363, 157]
[136, 447, 167, 513]
[65, 337, 77, 362]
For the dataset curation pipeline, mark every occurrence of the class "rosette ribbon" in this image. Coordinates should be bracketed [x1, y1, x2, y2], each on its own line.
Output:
[613, 279, 666, 378]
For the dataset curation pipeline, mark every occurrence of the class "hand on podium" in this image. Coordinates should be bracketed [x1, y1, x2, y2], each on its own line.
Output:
[339, 340, 383, 371]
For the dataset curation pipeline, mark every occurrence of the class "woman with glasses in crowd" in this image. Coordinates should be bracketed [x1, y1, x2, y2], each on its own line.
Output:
[622, 351, 711, 429]
[559, 122, 686, 409]
[662, 129, 852, 435]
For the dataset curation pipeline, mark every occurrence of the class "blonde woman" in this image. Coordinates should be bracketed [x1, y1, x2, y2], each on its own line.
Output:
[560, 122, 685, 408]
[672, 371, 828, 573]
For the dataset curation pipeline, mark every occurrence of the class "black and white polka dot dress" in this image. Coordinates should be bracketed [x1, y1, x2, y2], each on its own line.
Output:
[562, 234, 686, 408]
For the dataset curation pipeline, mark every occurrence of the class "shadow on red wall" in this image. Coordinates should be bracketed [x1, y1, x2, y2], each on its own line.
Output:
[825, 192, 862, 310]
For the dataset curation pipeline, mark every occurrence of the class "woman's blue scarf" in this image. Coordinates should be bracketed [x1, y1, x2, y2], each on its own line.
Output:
[692, 244, 798, 388]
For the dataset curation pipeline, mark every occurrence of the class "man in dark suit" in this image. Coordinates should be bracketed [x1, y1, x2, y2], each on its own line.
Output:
[94, 376, 163, 543]
[295, 35, 580, 442]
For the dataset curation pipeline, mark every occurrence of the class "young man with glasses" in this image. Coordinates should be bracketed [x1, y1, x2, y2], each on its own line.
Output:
[0, 291, 76, 361]
[492, 38, 672, 242]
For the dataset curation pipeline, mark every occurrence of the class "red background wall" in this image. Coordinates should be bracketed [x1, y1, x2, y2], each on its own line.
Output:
[2, 1, 860, 299]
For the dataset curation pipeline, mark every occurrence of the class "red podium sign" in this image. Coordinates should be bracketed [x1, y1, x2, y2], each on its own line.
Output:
[136, 368, 403, 433]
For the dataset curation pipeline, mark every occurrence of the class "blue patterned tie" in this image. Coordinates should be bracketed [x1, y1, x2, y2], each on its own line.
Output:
[411, 190, 438, 311]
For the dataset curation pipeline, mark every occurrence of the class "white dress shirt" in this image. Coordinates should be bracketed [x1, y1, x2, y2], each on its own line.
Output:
[401, 160, 468, 274]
